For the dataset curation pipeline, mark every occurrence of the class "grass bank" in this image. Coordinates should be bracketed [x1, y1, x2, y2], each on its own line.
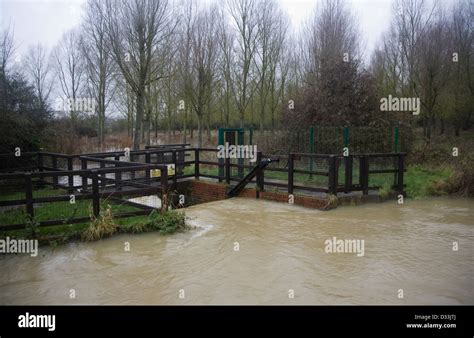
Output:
[0, 207, 190, 247]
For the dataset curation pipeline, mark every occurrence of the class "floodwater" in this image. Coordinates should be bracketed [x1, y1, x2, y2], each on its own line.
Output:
[0, 197, 472, 305]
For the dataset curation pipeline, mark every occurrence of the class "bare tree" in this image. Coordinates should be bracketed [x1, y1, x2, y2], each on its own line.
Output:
[216, 10, 235, 127]
[0, 23, 16, 112]
[412, 10, 451, 139]
[105, 0, 175, 150]
[226, 0, 259, 128]
[24, 44, 53, 110]
[254, 0, 288, 132]
[447, 0, 474, 134]
[0, 23, 16, 76]
[81, 0, 115, 150]
[181, 4, 220, 147]
[393, 0, 437, 95]
[53, 29, 84, 126]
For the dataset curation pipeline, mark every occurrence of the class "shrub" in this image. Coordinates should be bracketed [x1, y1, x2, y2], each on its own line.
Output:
[81, 205, 118, 241]
[378, 182, 392, 199]
[440, 154, 474, 197]
[142, 210, 189, 235]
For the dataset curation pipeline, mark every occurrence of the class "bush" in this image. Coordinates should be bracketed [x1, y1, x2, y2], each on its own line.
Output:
[118, 210, 190, 235]
[81, 205, 118, 241]
[378, 182, 392, 199]
[142, 210, 189, 235]
[440, 154, 474, 197]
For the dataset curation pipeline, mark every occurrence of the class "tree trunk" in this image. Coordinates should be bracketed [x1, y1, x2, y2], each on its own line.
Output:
[197, 113, 203, 148]
[183, 108, 187, 143]
[133, 91, 144, 150]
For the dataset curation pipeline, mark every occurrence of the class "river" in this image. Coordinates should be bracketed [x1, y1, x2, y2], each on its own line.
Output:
[0, 197, 472, 305]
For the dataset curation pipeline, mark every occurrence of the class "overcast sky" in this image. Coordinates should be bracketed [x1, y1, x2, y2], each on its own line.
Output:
[1, 0, 395, 62]
[1, 0, 455, 64]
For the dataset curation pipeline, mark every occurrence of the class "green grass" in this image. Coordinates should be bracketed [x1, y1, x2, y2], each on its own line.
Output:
[0, 184, 145, 226]
[0, 211, 186, 247]
[0, 197, 140, 226]
[404, 164, 453, 199]
[0, 185, 65, 202]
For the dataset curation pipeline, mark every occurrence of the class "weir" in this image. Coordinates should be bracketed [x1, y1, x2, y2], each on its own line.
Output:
[227, 157, 279, 197]
[0, 144, 406, 231]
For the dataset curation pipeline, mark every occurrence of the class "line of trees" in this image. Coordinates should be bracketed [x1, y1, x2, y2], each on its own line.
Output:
[0, 0, 472, 153]
[371, 0, 473, 137]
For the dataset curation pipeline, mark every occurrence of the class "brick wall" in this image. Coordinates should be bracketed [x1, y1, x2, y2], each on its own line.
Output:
[176, 179, 387, 210]
[188, 180, 228, 204]
[234, 187, 329, 209]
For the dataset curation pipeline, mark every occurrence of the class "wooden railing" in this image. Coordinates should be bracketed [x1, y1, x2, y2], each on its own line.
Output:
[0, 147, 406, 230]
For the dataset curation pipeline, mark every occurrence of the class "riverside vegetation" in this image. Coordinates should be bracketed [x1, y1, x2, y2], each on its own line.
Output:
[1, 205, 189, 247]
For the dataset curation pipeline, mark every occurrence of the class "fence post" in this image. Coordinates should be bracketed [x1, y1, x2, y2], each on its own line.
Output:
[393, 126, 399, 184]
[160, 168, 168, 211]
[344, 155, 353, 194]
[393, 126, 400, 153]
[177, 148, 185, 175]
[397, 154, 405, 196]
[100, 162, 106, 187]
[360, 155, 369, 195]
[225, 157, 230, 184]
[328, 155, 338, 195]
[130, 153, 136, 180]
[194, 149, 200, 179]
[37, 152, 44, 187]
[172, 150, 177, 189]
[37, 152, 43, 171]
[25, 173, 34, 220]
[218, 128, 224, 179]
[81, 158, 87, 191]
[114, 154, 121, 190]
[67, 156, 74, 193]
[256, 151, 264, 197]
[237, 130, 244, 179]
[52, 155, 58, 187]
[145, 152, 151, 183]
[91, 170, 100, 218]
[288, 153, 294, 195]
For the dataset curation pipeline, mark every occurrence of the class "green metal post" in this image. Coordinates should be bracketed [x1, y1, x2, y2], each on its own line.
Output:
[218, 128, 224, 179]
[309, 127, 314, 179]
[393, 126, 400, 186]
[316, 126, 320, 153]
[343, 126, 349, 188]
[237, 130, 244, 178]
[343, 126, 349, 148]
[394, 126, 399, 153]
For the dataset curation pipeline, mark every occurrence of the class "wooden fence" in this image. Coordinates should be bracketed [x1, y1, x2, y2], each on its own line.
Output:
[0, 146, 405, 230]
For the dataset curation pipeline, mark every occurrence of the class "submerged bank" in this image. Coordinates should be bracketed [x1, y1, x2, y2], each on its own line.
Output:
[0, 197, 472, 305]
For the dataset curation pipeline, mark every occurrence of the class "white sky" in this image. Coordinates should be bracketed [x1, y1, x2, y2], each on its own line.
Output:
[1, 0, 396, 64]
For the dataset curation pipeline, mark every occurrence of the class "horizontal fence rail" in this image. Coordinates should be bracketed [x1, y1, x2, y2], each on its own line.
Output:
[0, 147, 406, 231]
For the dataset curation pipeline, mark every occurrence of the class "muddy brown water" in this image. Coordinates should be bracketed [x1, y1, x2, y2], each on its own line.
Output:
[0, 197, 472, 305]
